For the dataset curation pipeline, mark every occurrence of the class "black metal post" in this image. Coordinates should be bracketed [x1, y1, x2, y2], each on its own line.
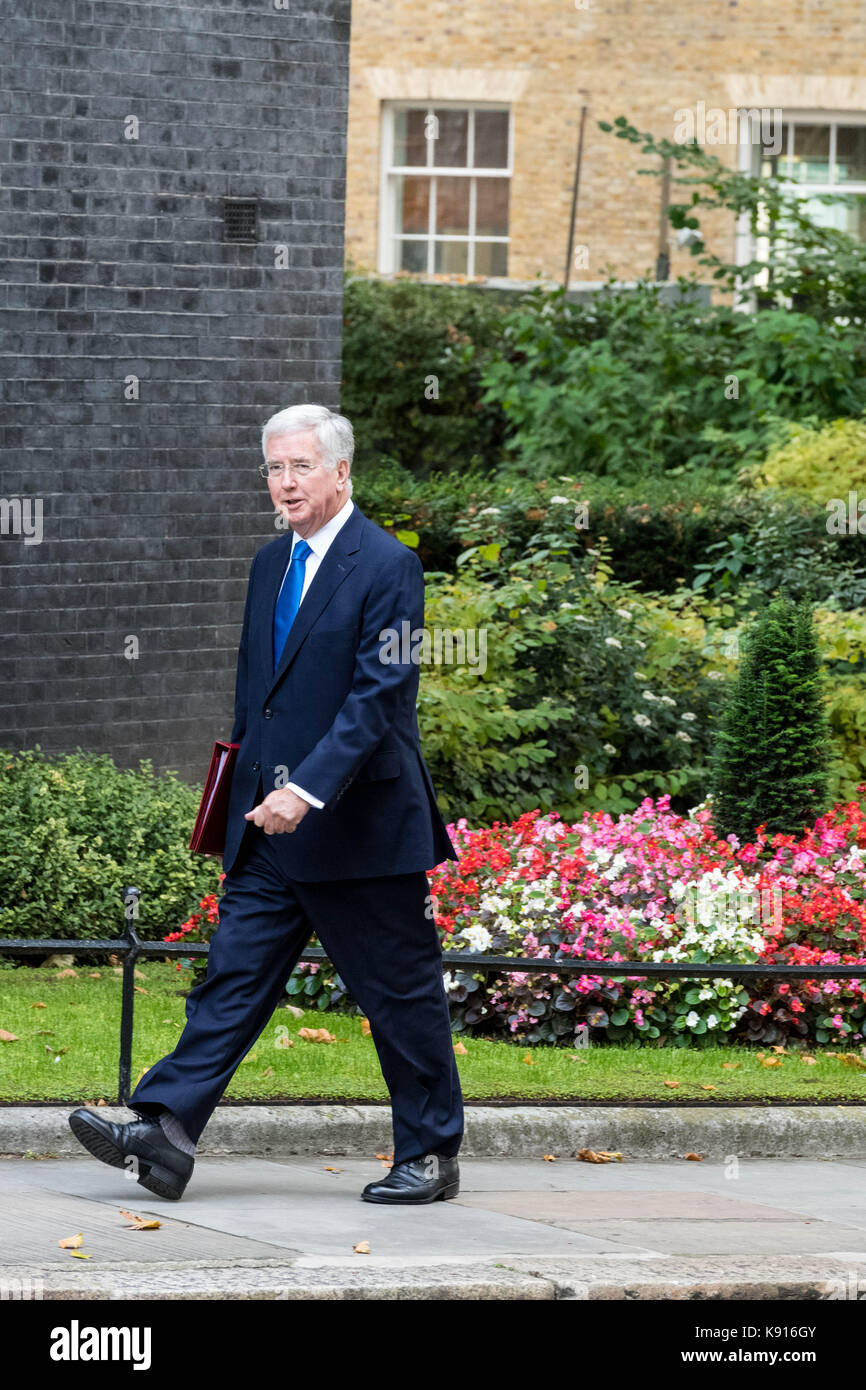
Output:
[118, 887, 141, 1105]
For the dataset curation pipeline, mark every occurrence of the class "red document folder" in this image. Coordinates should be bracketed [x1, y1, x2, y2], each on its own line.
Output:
[189, 740, 240, 855]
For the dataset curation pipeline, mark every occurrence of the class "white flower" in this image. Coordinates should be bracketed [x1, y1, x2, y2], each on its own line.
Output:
[443, 972, 454, 991]
[635, 640, 646, 648]
[675, 731, 693, 743]
[633, 713, 652, 727]
[659, 695, 676, 706]
[460, 924, 492, 953]
[681, 712, 697, 721]
[550, 495, 570, 504]
[605, 636, 622, 648]
[698, 988, 714, 1001]
[616, 608, 633, 620]
[642, 690, 657, 701]
[707, 670, 724, 680]
[685, 1011, 700, 1028]
[634, 671, 647, 679]
[706, 1013, 719, 1029]
[603, 742, 617, 755]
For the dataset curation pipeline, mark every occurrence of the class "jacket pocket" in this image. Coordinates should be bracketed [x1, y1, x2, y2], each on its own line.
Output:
[355, 750, 401, 783]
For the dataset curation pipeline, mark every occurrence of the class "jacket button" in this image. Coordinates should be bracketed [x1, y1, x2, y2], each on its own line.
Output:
[263, 708, 273, 719]
[252, 761, 261, 772]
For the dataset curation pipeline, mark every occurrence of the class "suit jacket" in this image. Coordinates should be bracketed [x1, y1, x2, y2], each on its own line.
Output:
[222, 503, 459, 880]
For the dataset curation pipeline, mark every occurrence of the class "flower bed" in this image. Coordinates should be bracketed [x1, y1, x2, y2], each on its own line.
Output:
[429, 791, 866, 1047]
[169, 790, 866, 1049]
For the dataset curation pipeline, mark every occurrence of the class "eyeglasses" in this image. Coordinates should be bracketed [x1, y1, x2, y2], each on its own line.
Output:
[259, 461, 321, 480]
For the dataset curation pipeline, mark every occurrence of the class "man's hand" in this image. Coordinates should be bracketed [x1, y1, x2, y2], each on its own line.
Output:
[244, 788, 312, 835]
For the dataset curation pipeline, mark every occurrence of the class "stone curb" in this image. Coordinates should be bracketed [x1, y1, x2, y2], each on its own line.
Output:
[3, 1104, 866, 1159]
[3, 1255, 862, 1301]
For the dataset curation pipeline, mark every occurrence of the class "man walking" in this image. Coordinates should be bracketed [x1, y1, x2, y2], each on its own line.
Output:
[69, 404, 464, 1204]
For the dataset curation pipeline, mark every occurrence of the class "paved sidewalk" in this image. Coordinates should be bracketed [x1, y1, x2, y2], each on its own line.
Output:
[3, 1151, 866, 1299]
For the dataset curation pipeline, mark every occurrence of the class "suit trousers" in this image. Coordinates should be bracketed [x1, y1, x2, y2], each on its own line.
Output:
[127, 823, 465, 1161]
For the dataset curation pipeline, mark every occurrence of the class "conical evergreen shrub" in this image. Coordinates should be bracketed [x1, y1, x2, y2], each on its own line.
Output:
[708, 595, 833, 843]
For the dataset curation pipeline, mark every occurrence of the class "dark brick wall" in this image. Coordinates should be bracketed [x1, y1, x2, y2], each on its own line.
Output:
[0, 0, 351, 783]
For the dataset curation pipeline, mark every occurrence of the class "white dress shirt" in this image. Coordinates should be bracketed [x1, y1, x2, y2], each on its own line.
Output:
[278, 494, 355, 811]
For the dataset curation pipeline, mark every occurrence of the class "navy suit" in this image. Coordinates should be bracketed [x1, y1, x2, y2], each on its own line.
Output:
[129, 503, 464, 1159]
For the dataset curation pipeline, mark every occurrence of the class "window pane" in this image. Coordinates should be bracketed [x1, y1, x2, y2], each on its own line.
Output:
[473, 241, 508, 276]
[475, 177, 509, 236]
[801, 195, 866, 239]
[434, 240, 468, 273]
[393, 109, 428, 167]
[786, 124, 831, 183]
[393, 175, 429, 234]
[836, 126, 866, 184]
[397, 239, 428, 272]
[474, 110, 509, 168]
[431, 108, 468, 167]
[435, 176, 470, 235]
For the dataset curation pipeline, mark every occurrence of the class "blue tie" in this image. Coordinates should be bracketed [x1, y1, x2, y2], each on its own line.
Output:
[273, 538, 312, 670]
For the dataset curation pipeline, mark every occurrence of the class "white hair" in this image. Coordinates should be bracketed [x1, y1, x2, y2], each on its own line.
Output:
[261, 404, 354, 497]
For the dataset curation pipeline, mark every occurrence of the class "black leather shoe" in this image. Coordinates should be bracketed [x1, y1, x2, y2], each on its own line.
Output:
[361, 1153, 459, 1204]
[67, 1108, 194, 1201]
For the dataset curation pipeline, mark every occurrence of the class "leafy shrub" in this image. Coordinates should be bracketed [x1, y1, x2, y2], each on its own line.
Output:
[341, 272, 508, 475]
[475, 282, 866, 479]
[0, 747, 221, 940]
[751, 417, 866, 503]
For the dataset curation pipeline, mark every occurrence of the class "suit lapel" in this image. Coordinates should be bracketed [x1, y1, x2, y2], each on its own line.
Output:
[258, 505, 365, 697]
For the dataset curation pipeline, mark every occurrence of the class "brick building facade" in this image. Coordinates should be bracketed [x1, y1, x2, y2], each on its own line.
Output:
[0, 0, 351, 782]
[344, 0, 866, 289]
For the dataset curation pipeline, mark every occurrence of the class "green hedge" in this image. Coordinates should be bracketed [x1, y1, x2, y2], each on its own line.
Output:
[0, 748, 221, 940]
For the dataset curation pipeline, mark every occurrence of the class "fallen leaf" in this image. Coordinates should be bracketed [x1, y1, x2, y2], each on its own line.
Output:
[838, 1053, 866, 1070]
[285, 1004, 305, 1020]
[260, 1067, 274, 1078]
[119, 1209, 161, 1230]
[770, 1045, 787, 1054]
[721, 1062, 741, 1070]
[133, 987, 149, 995]
[0, 1030, 19, 1043]
[762, 1056, 783, 1067]
[522, 1051, 534, 1065]
[453, 1041, 468, 1055]
[240, 1050, 258, 1065]
[684, 1152, 704, 1161]
[543, 1154, 556, 1162]
[663, 1080, 680, 1089]
[161, 1019, 173, 1025]
[700, 1084, 717, 1091]
[30, 1002, 47, 1009]
[56, 969, 77, 978]
[360, 1018, 372, 1037]
[324, 1166, 342, 1173]
[89, 972, 101, 979]
[97, 1099, 107, 1106]
[58, 1233, 83, 1248]
[298, 1028, 335, 1044]
[756, 1051, 765, 1060]
[800, 1054, 817, 1064]
[276, 1035, 294, 1049]
[353, 1240, 371, 1254]
[576, 1148, 622, 1163]
[374, 1152, 393, 1161]
[70, 1250, 92, 1259]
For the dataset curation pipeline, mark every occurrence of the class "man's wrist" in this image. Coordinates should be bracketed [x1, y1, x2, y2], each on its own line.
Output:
[286, 780, 324, 810]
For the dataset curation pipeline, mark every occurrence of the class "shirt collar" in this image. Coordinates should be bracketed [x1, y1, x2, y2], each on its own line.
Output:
[291, 495, 354, 559]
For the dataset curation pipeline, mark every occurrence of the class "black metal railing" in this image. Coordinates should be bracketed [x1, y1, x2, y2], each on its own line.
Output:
[2, 886, 865, 1105]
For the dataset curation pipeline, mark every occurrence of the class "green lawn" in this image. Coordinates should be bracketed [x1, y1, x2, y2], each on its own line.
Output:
[2, 961, 866, 1104]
